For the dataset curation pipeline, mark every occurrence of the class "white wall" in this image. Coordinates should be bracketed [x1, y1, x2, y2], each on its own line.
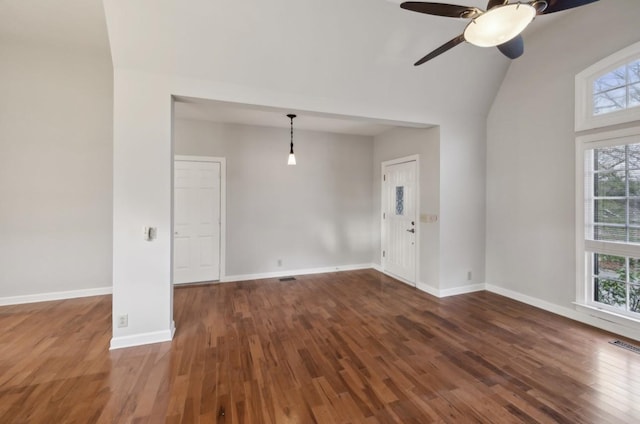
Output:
[105, 65, 490, 347]
[103, 0, 495, 344]
[110, 71, 174, 348]
[373, 126, 440, 289]
[103, 0, 508, 125]
[487, 1, 640, 306]
[373, 121, 487, 294]
[174, 119, 374, 276]
[0, 38, 113, 300]
[439, 118, 487, 291]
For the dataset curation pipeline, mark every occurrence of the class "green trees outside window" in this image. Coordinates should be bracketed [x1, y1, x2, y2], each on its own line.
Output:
[594, 254, 640, 313]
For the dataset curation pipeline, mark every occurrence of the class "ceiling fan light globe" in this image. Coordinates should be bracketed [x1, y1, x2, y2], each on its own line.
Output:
[464, 4, 536, 48]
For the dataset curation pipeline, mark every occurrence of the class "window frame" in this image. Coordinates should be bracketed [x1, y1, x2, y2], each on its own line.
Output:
[575, 40, 640, 131]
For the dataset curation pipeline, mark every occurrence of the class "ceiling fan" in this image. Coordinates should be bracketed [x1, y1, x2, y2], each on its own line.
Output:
[400, 0, 599, 65]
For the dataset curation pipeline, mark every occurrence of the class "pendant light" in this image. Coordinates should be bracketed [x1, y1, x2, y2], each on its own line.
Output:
[287, 114, 296, 165]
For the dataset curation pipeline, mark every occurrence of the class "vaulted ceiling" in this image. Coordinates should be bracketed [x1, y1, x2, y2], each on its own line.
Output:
[2, 0, 573, 130]
[0, 0, 109, 52]
[103, 0, 511, 122]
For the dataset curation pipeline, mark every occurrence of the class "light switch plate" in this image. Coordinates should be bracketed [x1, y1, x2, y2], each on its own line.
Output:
[143, 226, 157, 241]
[420, 214, 439, 223]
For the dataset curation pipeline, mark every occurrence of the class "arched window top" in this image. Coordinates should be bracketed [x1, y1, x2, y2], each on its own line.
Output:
[576, 41, 640, 131]
[593, 59, 640, 116]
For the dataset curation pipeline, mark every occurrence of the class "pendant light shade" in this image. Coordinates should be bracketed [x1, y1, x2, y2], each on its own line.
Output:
[287, 114, 297, 166]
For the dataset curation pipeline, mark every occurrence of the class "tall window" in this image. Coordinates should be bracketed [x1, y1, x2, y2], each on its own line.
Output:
[584, 141, 640, 317]
[577, 43, 640, 325]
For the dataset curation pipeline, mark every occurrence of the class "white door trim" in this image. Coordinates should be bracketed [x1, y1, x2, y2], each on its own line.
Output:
[173, 155, 227, 281]
[381, 154, 420, 286]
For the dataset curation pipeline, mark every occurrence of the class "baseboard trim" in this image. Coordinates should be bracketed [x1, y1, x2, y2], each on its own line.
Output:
[377, 269, 417, 288]
[439, 283, 486, 297]
[485, 283, 640, 342]
[221, 263, 374, 283]
[0, 286, 112, 306]
[110, 328, 174, 350]
[416, 282, 440, 297]
[485, 284, 575, 317]
[415, 282, 485, 298]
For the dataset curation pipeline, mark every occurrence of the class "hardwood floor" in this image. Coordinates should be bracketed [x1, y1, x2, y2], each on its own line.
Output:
[1, 269, 640, 423]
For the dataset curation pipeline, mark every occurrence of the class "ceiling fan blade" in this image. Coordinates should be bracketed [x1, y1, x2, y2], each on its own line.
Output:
[400, 2, 482, 19]
[486, 0, 507, 9]
[414, 34, 465, 66]
[497, 35, 524, 59]
[540, 0, 599, 14]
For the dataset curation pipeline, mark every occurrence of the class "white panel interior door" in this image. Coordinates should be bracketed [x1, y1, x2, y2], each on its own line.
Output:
[383, 160, 417, 284]
[173, 160, 221, 284]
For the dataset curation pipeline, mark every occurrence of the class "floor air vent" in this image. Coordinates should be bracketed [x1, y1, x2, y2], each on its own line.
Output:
[279, 277, 296, 281]
[609, 340, 640, 354]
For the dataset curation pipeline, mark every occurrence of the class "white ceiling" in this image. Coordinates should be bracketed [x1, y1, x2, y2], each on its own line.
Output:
[167, 0, 566, 136]
[174, 97, 431, 136]
[1, 0, 570, 134]
[0, 0, 562, 53]
[102, 0, 514, 128]
[0, 0, 110, 51]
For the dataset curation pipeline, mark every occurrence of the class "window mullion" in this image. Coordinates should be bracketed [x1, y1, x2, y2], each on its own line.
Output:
[627, 63, 631, 110]
[626, 145, 630, 313]
[627, 257, 632, 312]
[627, 144, 631, 243]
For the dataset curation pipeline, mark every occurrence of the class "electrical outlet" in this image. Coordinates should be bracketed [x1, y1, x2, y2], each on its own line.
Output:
[118, 314, 128, 328]
[467, 271, 472, 281]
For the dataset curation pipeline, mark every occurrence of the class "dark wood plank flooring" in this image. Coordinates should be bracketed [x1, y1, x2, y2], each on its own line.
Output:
[1, 269, 640, 423]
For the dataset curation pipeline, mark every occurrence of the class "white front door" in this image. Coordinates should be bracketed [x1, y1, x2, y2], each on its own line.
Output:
[173, 159, 221, 284]
[383, 159, 417, 284]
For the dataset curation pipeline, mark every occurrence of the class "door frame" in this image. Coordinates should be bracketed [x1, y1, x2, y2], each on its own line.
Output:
[173, 155, 227, 282]
[381, 154, 420, 286]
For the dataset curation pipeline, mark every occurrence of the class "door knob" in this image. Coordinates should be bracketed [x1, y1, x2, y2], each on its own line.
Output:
[406, 228, 415, 233]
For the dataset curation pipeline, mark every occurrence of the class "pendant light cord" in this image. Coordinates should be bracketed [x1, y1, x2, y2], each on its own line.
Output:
[288, 114, 296, 154]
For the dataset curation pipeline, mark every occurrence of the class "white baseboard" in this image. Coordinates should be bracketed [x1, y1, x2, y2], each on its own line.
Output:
[374, 264, 484, 298]
[485, 283, 640, 342]
[221, 263, 374, 283]
[0, 286, 112, 306]
[377, 269, 418, 288]
[110, 328, 174, 350]
[439, 283, 486, 297]
[416, 281, 485, 298]
[416, 281, 440, 297]
[485, 284, 574, 317]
